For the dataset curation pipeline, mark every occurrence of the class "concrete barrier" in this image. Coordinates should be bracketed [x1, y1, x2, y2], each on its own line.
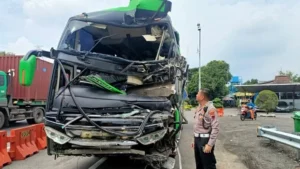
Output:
[8, 125, 39, 160]
[34, 123, 47, 150]
[0, 130, 11, 169]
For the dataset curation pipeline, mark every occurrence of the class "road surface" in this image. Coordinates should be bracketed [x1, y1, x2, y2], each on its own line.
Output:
[3, 120, 28, 132]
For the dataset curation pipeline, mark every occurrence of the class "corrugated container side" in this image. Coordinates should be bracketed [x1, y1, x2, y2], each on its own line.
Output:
[0, 56, 53, 101]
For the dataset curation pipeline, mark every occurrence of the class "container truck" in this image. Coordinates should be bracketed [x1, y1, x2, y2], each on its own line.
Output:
[0, 55, 53, 128]
[18, 0, 188, 168]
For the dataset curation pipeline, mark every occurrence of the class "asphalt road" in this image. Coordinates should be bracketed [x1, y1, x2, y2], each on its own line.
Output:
[222, 109, 300, 169]
[3, 120, 29, 133]
[2, 109, 299, 169]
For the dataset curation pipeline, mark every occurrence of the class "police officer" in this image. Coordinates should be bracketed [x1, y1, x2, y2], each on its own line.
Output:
[193, 89, 220, 169]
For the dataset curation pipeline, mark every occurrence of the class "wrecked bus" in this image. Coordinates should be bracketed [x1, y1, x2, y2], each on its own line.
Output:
[19, 0, 188, 168]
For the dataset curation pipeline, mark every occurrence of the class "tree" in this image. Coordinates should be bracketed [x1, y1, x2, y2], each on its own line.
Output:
[188, 68, 198, 82]
[0, 51, 15, 56]
[187, 60, 232, 99]
[255, 90, 278, 113]
[279, 70, 300, 82]
[213, 98, 223, 108]
[244, 79, 258, 85]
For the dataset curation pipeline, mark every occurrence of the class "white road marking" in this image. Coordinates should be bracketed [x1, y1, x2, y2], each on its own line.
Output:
[177, 147, 182, 169]
[175, 128, 183, 169]
[88, 157, 107, 169]
[178, 130, 182, 141]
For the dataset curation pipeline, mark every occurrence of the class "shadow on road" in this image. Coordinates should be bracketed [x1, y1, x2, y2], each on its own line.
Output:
[99, 157, 148, 169]
[2, 120, 29, 133]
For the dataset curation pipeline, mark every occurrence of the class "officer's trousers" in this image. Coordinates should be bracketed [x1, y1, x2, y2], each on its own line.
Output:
[194, 137, 217, 169]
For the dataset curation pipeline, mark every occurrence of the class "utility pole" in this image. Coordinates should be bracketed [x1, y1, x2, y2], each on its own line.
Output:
[197, 23, 201, 90]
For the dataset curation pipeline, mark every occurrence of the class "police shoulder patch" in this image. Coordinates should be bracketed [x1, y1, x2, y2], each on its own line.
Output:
[209, 109, 216, 117]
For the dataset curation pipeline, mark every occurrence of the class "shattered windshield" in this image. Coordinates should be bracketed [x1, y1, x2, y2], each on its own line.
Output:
[58, 20, 173, 61]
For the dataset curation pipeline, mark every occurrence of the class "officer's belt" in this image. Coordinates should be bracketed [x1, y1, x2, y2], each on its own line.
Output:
[194, 133, 210, 138]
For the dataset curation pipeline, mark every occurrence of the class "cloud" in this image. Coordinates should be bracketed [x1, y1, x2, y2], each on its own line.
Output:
[21, 0, 130, 50]
[1, 0, 130, 54]
[5, 37, 36, 55]
[4, 36, 50, 55]
[171, 0, 300, 81]
[3, 35, 54, 63]
[218, 1, 300, 81]
[22, 0, 129, 24]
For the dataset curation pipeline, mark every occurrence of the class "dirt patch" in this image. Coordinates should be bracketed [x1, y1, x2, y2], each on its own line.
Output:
[219, 113, 300, 169]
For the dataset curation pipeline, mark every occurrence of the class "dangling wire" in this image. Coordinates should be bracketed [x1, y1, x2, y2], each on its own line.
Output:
[56, 59, 160, 137]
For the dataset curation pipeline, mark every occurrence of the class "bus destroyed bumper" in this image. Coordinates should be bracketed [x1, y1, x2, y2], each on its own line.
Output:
[45, 126, 167, 148]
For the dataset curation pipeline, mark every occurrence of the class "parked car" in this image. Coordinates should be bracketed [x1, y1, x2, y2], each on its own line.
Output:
[275, 101, 292, 112]
[255, 106, 264, 112]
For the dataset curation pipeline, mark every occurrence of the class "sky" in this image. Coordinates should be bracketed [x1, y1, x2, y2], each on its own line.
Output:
[0, 0, 300, 82]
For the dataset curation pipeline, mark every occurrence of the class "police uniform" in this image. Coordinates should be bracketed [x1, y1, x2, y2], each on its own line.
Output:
[194, 101, 220, 169]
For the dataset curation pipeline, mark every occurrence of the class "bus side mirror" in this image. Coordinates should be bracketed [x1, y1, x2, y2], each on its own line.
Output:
[164, 1, 172, 13]
[19, 49, 51, 86]
[19, 54, 37, 86]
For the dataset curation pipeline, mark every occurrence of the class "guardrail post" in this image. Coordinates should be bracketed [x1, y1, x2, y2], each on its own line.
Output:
[293, 132, 300, 160]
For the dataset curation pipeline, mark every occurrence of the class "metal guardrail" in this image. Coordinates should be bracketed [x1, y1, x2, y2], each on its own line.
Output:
[257, 126, 300, 159]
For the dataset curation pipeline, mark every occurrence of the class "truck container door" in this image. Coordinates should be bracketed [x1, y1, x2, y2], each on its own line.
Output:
[0, 72, 7, 106]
